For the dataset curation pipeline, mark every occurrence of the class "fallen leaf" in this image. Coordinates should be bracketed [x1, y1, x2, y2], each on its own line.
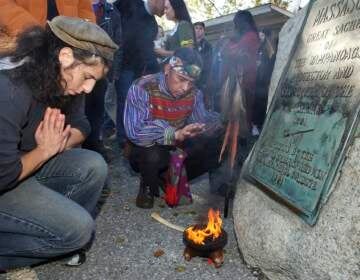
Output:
[158, 204, 166, 208]
[175, 265, 186, 272]
[153, 249, 165, 257]
[116, 237, 125, 246]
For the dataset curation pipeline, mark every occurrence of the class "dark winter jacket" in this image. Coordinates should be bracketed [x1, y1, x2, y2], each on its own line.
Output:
[114, 0, 159, 78]
[0, 70, 89, 192]
[196, 37, 212, 89]
[96, 2, 123, 80]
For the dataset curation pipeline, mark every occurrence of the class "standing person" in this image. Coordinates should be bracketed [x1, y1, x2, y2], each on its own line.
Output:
[113, 0, 165, 148]
[208, 10, 260, 194]
[214, 10, 260, 133]
[155, 0, 195, 58]
[83, 0, 123, 160]
[206, 35, 228, 111]
[124, 48, 222, 209]
[0, 16, 118, 270]
[193, 21, 212, 92]
[252, 29, 275, 135]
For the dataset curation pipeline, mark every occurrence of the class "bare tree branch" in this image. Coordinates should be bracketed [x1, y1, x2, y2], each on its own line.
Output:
[205, 0, 223, 16]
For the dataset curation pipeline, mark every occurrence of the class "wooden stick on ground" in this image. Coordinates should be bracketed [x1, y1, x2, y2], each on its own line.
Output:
[151, 212, 185, 232]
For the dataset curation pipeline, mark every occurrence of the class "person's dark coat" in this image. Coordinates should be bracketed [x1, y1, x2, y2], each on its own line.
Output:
[196, 38, 212, 90]
[97, 2, 123, 80]
[208, 31, 259, 124]
[0, 72, 90, 192]
[114, 0, 159, 78]
[252, 41, 275, 128]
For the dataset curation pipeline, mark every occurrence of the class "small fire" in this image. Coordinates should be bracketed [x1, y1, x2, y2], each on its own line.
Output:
[185, 208, 223, 245]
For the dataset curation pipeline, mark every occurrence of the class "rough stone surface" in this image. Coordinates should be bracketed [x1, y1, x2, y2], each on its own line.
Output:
[267, 6, 308, 108]
[233, 6, 360, 280]
[1, 139, 258, 280]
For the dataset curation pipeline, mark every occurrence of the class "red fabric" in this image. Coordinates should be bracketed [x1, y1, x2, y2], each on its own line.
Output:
[222, 31, 260, 127]
[145, 79, 195, 129]
[164, 184, 177, 206]
[151, 96, 194, 107]
[151, 108, 193, 120]
[150, 95, 194, 123]
[224, 31, 260, 93]
[163, 148, 192, 207]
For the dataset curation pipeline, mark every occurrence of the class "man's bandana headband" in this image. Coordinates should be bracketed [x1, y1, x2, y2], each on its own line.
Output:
[169, 56, 201, 80]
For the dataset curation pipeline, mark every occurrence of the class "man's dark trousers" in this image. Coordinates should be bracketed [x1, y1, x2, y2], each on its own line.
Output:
[128, 135, 222, 195]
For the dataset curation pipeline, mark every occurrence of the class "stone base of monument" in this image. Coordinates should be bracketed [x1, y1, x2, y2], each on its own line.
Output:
[233, 4, 360, 280]
[234, 147, 360, 280]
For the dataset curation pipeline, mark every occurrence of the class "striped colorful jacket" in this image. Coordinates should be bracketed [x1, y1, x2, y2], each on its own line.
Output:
[124, 73, 220, 147]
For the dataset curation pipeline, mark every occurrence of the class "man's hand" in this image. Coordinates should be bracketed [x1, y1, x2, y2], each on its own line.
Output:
[18, 108, 71, 181]
[35, 108, 70, 160]
[174, 123, 206, 142]
[59, 124, 71, 152]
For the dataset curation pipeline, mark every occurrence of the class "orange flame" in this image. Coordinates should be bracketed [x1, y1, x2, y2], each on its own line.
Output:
[185, 208, 223, 245]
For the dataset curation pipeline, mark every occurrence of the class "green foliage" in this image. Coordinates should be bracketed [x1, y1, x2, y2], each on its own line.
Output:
[221, 0, 244, 15]
[270, 0, 290, 9]
[252, 0, 291, 8]
[253, 0, 263, 6]
[185, 0, 244, 20]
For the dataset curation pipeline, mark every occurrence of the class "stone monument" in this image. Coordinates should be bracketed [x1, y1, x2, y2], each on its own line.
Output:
[233, 1, 360, 279]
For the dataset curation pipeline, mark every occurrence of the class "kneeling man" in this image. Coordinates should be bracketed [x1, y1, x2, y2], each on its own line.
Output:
[124, 48, 222, 208]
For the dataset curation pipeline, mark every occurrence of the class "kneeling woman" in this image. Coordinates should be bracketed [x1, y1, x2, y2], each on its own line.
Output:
[0, 16, 117, 270]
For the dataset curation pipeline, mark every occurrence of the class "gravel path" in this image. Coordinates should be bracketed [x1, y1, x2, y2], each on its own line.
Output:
[1, 143, 260, 280]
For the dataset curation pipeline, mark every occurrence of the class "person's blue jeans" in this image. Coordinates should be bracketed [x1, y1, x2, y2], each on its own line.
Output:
[115, 70, 135, 147]
[0, 148, 108, 270]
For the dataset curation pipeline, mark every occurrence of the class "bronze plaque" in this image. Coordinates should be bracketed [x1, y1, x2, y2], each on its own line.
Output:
[248, 0, 360, 225]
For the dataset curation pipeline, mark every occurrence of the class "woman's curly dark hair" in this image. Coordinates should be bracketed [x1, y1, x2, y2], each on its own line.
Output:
[1, 26, 110, 108]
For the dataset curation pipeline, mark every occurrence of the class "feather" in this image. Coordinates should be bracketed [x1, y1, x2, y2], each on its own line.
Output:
[229, 121, 239, 170]
[219, 72, 234, 122]
[219, 122, 232, 163]
[231, 71, 246, 121]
